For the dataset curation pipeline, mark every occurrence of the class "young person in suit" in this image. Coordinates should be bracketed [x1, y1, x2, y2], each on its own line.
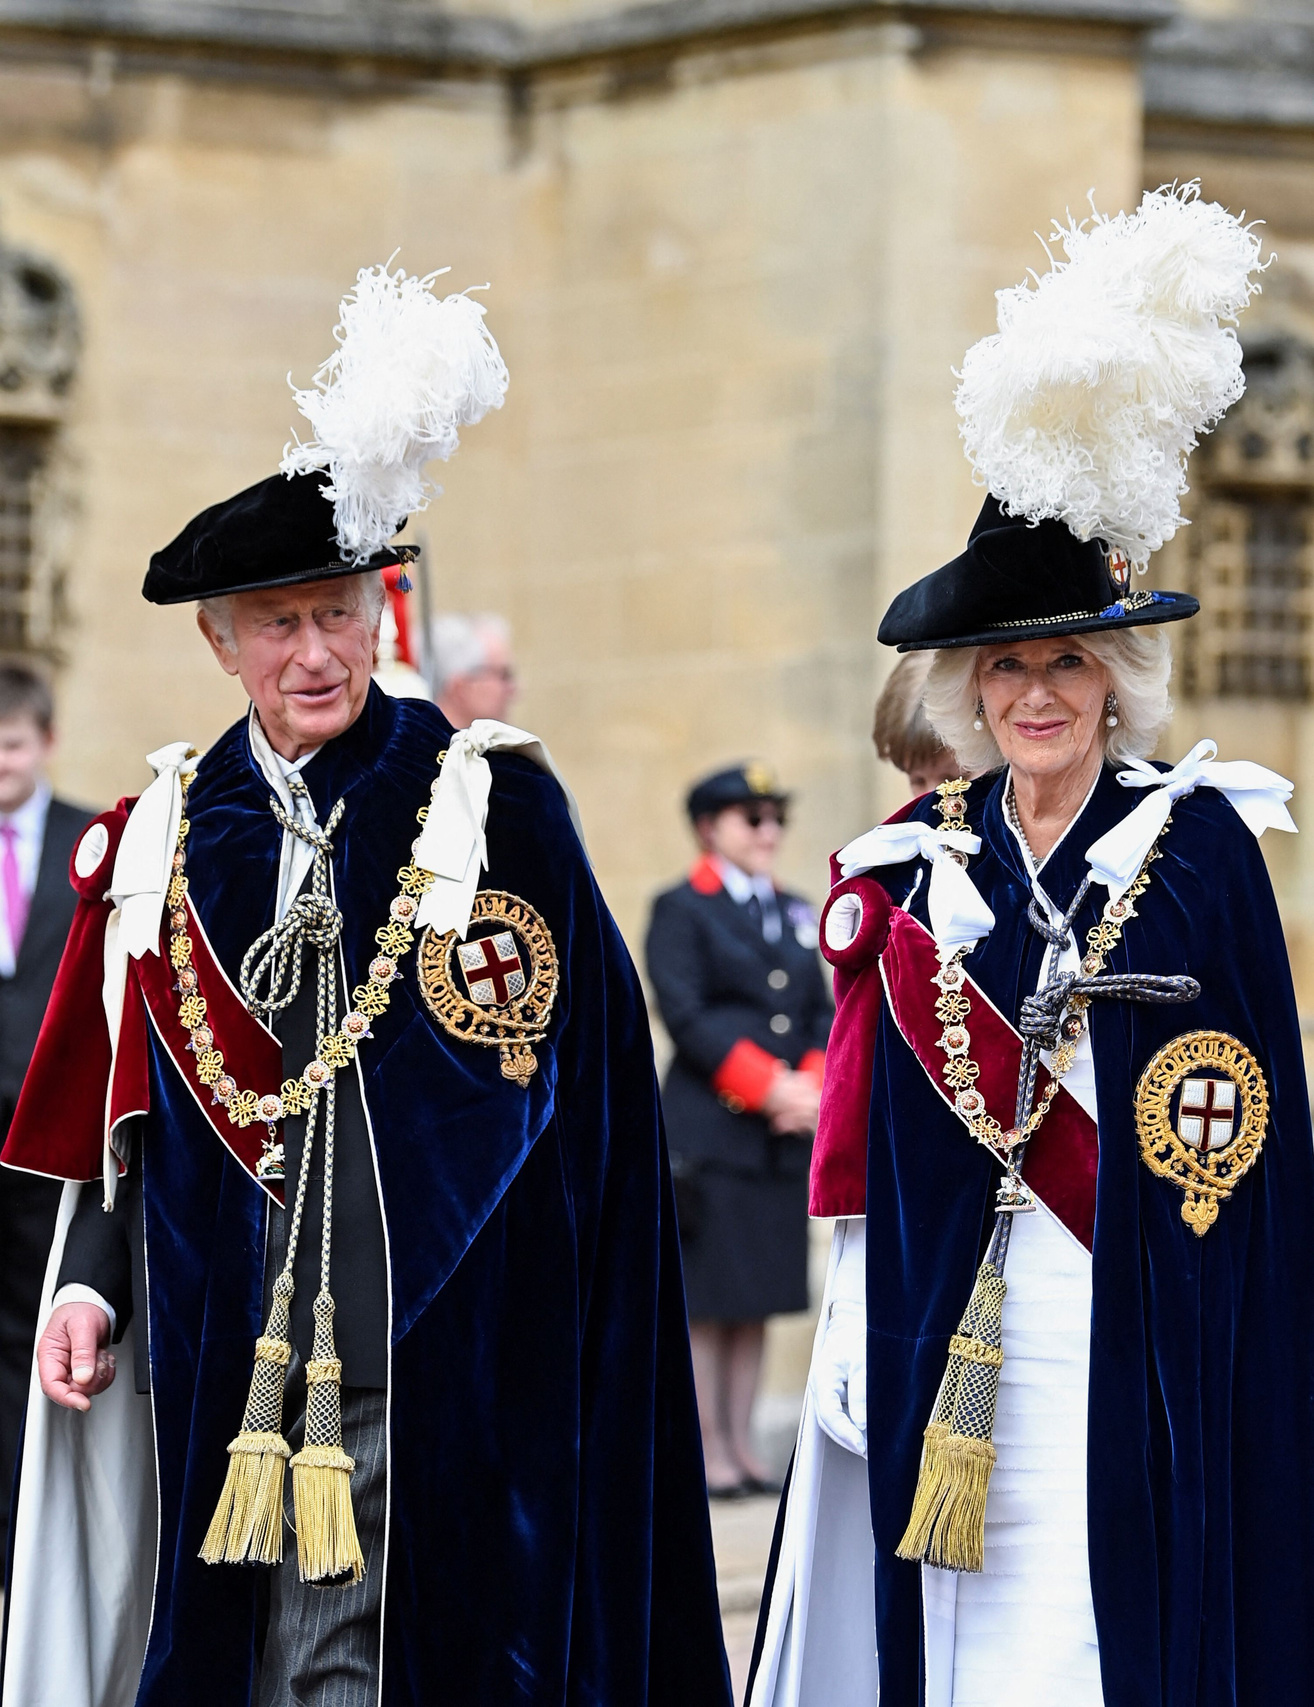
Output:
[646, 764, 831, 1497]
[0, 664, 92, 1558]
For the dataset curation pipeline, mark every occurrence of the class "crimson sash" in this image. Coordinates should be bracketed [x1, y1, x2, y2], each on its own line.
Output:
[132, 896, 285, 1203]
[880, 907, 1098, 1250]
[2, 790, 286, 1203]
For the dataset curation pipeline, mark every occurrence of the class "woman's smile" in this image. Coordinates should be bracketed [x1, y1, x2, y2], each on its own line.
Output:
[1011, 716, 1070, 741]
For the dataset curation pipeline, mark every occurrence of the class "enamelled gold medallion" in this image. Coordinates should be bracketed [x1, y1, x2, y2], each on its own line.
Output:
[1134, 1030, 1269, 1236]
[418, 890, 559, 1088]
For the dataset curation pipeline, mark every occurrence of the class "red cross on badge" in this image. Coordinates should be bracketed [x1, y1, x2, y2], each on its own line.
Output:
[1177, 1076, 1237, 1152]
[457, 930, 527, 1008]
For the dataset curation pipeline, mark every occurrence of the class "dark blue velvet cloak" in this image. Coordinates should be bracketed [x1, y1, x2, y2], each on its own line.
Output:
[864, 762, 1314, 1707]
[130, 686, 730, 1706]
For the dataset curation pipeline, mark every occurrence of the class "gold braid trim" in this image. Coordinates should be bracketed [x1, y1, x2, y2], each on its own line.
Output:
[948, 1334, 1004, 1369]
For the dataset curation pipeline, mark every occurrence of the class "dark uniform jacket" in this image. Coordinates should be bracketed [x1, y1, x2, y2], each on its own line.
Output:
[0, 795, 94, 1549]
[0, 798, 92, 1119]
[646, 856, 831, 1177]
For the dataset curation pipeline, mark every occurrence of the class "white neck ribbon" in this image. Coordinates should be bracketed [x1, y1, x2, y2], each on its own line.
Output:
[413, 719, 586, 939]
[1085, 738, 1297, 895]
[110, 741, 200, 960]
[836, 821, 995, 958]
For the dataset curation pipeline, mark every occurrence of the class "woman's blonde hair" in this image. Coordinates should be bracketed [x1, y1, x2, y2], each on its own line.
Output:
[921, 626, 1173, 775]
[873, 653, 952, 775]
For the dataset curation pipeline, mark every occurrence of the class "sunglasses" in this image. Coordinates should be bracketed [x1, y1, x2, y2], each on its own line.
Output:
[742, 806, 787, 830]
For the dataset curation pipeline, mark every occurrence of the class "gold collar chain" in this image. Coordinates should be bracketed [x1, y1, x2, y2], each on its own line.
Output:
[166, 761, 441, 1179]
[928, 778, 1167, 1164]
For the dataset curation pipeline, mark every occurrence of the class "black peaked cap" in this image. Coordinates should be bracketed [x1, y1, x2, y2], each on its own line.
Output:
[142, 470, 412, 605]
[877, 494, 1199, 652]
[686, 764, 790, 822]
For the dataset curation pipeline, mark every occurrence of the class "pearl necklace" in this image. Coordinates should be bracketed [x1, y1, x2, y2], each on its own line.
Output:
[1004, 780, 1039, 869]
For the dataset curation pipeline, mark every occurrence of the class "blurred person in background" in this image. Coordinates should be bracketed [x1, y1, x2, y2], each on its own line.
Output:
[873, 651, 964, 795]
[646, 764, 831, 1499]
[0, 664, 92, 1561]
[431, 612, 517, 728]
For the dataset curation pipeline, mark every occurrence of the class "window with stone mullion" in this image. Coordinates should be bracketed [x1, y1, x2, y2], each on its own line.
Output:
[0, 425, 45, 658]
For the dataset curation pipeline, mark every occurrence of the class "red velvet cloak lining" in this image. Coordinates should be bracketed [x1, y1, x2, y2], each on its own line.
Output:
[809, 884, 1099, 1251]
[1, 796, 286, 1204]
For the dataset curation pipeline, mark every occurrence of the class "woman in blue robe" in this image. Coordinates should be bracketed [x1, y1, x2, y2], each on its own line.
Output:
[751, 185, 1314, 1707]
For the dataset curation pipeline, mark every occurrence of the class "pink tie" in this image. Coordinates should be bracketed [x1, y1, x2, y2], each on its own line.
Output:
[0, 824, 28, 960]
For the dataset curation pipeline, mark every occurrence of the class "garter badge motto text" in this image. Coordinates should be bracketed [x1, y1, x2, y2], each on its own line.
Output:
[418, 889, 559, 1087]
[1134, 1031, 1269, 1235]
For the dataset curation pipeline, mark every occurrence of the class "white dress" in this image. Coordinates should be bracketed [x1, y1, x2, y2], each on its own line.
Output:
[755, 788, 1103, 1707]
[934, 802, 1102, 1706]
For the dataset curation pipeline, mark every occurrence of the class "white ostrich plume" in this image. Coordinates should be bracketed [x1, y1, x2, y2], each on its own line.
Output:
[281, 262, 509, 563]
[955, 182, 1267, 567]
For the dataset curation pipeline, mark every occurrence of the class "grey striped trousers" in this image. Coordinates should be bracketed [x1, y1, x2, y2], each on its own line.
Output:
[254, 1371, 388, 1707]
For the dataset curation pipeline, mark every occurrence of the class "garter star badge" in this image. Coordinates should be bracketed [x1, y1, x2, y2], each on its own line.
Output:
[417, 890, 559, 1087]
[1134, 1031, 1269, 1236]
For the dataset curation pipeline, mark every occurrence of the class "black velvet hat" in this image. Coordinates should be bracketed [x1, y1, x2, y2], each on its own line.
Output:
[686, 763, 790, 822]
[877, 495, 1199, 653]
[142, 471, 415, 606]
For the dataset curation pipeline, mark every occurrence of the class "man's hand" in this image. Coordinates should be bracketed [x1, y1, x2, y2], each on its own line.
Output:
[38, 1302, 115, 1412]
[763, 1068, 822, 1136]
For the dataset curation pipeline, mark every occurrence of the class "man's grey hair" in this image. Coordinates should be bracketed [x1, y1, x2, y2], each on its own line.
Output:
[921, 625, 1173, 775]
[199, 571, 387, 650]
[429, 613, 511, 694]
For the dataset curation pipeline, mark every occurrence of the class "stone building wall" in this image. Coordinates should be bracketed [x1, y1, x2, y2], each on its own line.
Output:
[1144, 0, 1314, 1002]
[0, 3, 1144, 957]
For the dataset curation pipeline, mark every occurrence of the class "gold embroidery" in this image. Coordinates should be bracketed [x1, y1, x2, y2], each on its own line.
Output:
[1134, 1030, 1269, 1235]
[417, 890, 560, 1088]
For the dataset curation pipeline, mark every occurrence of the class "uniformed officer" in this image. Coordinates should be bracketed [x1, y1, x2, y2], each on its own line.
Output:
[645, 764, 831, 1497]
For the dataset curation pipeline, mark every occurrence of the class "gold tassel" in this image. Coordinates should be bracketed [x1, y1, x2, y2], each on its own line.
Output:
[897, 1256, 1007, 1574]
[289, 1295, 364, 1584]
[291, 1442, 363, 1584]
[200, 1286, 295, 1567]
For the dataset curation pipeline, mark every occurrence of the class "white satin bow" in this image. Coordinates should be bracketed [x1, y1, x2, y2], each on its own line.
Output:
[837, 821, 995, 956]
[413, 719, 586, 938]
[110, 741, 199, 960]
[1085, 738, 1297, 894]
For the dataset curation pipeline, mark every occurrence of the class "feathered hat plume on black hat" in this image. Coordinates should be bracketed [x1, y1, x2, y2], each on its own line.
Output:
[879, 183, 1268, 651]
[144, 263, 509, 604]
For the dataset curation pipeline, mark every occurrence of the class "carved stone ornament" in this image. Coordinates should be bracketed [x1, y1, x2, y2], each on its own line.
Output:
[0, 242, 79, 420]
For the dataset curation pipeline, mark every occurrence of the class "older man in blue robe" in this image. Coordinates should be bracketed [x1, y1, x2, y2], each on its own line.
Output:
[0, 267, 730, 1707]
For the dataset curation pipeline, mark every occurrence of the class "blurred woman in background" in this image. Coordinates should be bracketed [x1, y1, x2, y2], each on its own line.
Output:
[646, 764, 831, 1498]
[873, 652, 965, 796]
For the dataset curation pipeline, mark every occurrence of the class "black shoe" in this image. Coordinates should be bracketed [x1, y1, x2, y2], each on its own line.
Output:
[706, 1479, 750, 1501]
[741, 1475, 783, 1496]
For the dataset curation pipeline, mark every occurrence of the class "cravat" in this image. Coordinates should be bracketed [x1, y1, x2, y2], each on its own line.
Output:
[0, 823, 28, 960]
[744, 892, 764, 937]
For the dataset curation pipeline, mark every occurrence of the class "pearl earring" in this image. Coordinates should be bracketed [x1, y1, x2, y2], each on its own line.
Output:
[1105, 692, 1119, 729]
[973, 696, 985, 732]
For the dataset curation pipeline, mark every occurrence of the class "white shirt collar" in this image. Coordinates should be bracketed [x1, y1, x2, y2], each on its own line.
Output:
[247, 707, 323, 922]
[247, 706, 320, 800]
[0, 780, 51, 840]
[713, 856, 776, 908]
